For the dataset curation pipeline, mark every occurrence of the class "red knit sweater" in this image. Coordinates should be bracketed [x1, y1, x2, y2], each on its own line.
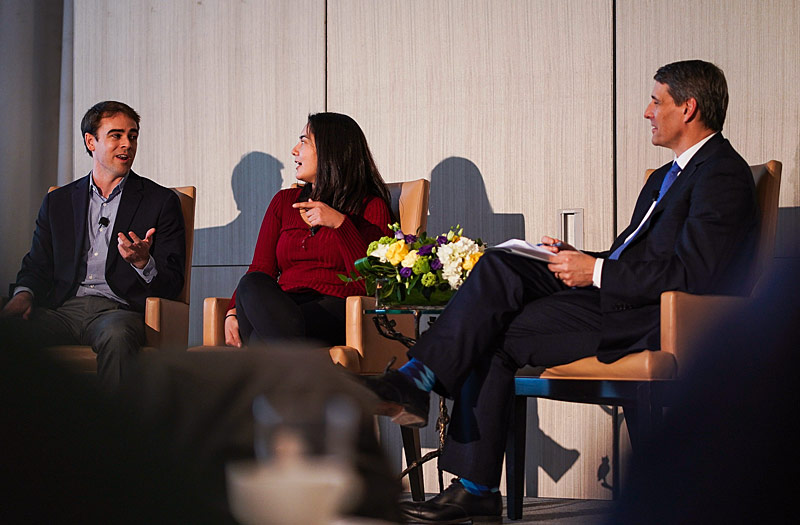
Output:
[229, 187, 393, 309]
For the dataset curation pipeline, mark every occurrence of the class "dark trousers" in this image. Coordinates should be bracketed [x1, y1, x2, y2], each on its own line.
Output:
[408, 250, 602, 485]
[0, 295, 145, 390]
[235, 272, 346, 347]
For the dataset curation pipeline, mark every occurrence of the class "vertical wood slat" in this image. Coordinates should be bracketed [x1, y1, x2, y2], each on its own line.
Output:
[327, 0, 616, 499]
[327, 0, 615, 249]
[615, 0, 800, 248]
[72, 0, 326, 266]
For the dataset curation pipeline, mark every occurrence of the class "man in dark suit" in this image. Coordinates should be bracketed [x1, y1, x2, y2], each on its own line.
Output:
[365, 60, 759, 523]
[1, 101, 185, 390]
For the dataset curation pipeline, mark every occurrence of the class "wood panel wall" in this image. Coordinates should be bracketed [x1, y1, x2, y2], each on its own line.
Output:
[68, 0, 800, 501]
[329, 0, 616, 500]
[327, 0, 614, 248]
[616, 0, 800, 256]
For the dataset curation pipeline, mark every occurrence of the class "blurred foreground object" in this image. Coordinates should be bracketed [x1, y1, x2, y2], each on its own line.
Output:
[613, 258, 800, 523]
[1, 341, 401, 523]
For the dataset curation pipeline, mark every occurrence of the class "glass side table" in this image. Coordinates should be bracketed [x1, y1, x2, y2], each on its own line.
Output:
[365, 305, 449, 493]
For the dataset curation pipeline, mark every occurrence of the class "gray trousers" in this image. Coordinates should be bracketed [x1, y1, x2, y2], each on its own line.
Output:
[2, 295, 145, 390]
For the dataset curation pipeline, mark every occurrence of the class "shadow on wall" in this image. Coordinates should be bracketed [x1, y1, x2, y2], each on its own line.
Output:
[193, 152, 284, 266]
[426, 157, 525, 246]
[524, 401, 581, 497]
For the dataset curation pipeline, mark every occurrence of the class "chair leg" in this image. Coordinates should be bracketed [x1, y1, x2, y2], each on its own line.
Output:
[624, 382, 656, 453]
[505, 395, 528, 520]
[636, 382, 656, 444]
[401, 426, 425, 501]
[612, 405, 620, 501]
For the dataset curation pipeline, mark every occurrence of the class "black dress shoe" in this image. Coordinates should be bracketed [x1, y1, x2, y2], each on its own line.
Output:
[362, 365, 430, 427]
[401, 479, 502, 524]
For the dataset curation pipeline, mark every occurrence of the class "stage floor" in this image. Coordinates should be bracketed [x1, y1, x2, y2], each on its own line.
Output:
[400, 494, 616, 524]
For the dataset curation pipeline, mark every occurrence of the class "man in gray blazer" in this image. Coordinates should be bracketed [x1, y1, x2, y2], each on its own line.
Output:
[1, 101, 185, 390]
[366, 60, 759, 523]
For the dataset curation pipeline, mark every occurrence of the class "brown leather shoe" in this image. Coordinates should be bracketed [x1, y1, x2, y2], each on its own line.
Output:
[401, 479, 502, 524]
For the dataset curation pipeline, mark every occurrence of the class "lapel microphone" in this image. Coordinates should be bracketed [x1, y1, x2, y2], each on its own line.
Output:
[99, 217, 110, 227]
[651, 190, 660, 202]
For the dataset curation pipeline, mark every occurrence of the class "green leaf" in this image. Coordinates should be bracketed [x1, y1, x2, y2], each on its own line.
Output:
[353, 256, 373, 274]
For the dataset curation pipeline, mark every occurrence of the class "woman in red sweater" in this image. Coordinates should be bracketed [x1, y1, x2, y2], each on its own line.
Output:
[224, 113, 393, 347]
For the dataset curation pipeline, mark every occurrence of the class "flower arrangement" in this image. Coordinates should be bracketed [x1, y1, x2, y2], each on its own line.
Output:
[341, 223, 485, 306]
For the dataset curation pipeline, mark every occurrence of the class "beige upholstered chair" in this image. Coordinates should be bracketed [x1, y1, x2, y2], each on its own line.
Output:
[535, 161, 780, 381]
[45, 186, 197, 373]
[200, 179, 430, 368]
[505, 161, 782, 518]
[196, 179, 431, 500]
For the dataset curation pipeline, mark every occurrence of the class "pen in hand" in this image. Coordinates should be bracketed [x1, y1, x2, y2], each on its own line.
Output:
[537, 242, 562, 247]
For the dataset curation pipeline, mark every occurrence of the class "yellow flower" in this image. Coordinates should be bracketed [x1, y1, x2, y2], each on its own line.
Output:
[462, 252, 483, 271]
[386, 240, 410, 266]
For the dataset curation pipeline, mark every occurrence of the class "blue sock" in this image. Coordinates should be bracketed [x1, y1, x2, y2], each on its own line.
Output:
[459, 478, 499, 496]
[398, 358, 436, 392]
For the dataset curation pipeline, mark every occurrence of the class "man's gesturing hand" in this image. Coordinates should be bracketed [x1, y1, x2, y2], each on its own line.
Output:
[118, 228, 155, 269]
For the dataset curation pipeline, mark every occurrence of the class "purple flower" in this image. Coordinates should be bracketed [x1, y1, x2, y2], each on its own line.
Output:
[394, 230, 406, 240]
[430, 258, 443, 270]
[437, 235, 448, 245]
[418, 244, 434, 256]
[399, 266, 413, 278]
[404, 233, 418, 244]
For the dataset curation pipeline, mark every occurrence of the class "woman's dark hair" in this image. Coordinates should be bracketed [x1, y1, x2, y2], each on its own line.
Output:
[303, 112, 392, 216]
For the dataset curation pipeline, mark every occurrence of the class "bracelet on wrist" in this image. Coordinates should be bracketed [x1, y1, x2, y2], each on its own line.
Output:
[225, 313, 237, 319]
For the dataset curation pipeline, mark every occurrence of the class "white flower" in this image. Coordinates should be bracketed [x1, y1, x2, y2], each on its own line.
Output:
[401, 250, 419, 268]
[436, 237, 482, 290]
[445, 272, 464, 289]
[370, 243, 390, 263]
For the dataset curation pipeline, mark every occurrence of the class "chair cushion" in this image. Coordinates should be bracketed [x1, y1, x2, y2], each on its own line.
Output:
[538, 350, 677, 381]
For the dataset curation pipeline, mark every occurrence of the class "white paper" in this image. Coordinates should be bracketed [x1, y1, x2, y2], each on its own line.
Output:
[487, 238, 555, 262]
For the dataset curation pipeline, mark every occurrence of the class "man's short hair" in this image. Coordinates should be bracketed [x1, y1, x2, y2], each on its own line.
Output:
[80, 101, 141, 157]
[654, 60, 728, 132]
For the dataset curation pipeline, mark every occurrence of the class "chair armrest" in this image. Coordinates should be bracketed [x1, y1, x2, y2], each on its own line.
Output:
[144, 297, 189, 350]
[345, 295, 415, 374]
[660, 291, 748, 376]
[329, 345, 362, 373]
[203, 297, 231, 346]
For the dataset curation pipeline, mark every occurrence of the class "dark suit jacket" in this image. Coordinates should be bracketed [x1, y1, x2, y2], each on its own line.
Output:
[590, 134, 758, 362]
[13, 171, 186, 313]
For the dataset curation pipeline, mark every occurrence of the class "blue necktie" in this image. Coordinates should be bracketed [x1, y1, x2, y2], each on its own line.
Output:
[609, 161, 681, 260]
